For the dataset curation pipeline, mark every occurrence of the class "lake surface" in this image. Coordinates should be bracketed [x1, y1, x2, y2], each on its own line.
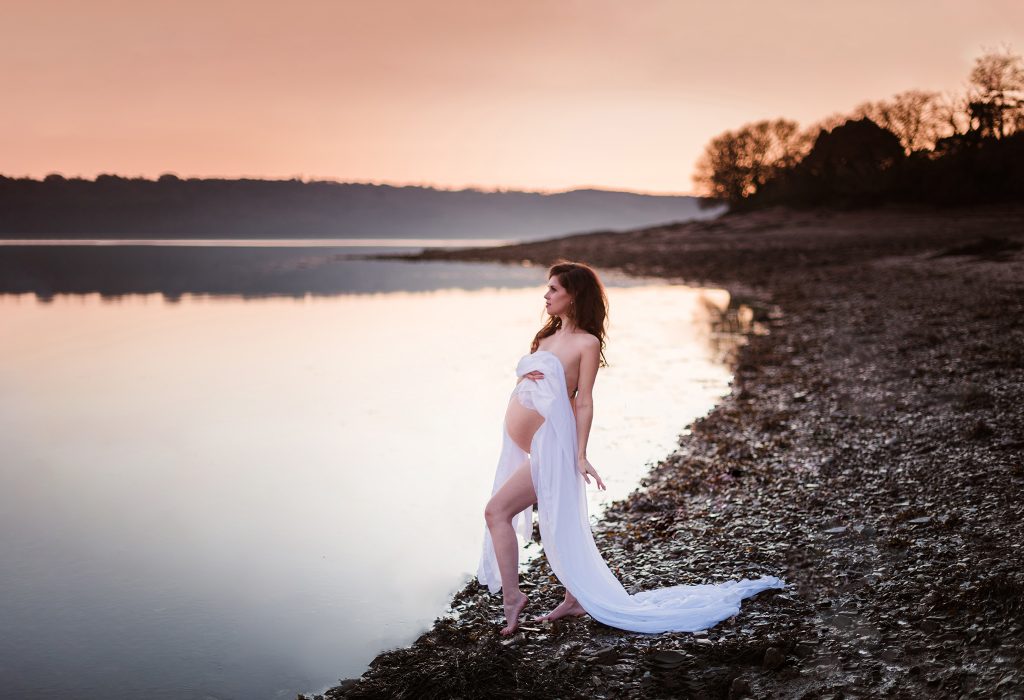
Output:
[0, 243, 744, 699]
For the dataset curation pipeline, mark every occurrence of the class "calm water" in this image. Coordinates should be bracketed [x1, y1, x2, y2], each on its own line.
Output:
[0, 243, 744, 699]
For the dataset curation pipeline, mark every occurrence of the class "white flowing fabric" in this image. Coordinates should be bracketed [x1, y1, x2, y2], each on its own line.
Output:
[477, 350, 786, 633]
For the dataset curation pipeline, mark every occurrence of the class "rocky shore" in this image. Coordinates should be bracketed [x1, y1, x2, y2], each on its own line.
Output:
[306, 205, 1024, 699]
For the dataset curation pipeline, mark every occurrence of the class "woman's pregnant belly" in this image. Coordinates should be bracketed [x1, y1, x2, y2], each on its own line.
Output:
[504, 388, 545, 454]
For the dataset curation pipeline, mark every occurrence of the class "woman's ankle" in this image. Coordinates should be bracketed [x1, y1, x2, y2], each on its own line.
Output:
[503, 589, 525, 603]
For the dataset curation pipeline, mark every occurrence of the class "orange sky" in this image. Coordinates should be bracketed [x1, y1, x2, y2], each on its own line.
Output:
[3, 1, 1022, 194]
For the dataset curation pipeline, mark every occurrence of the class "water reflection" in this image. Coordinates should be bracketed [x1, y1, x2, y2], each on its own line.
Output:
[0, 258, 744, 699]
[0, 244, 551, 299]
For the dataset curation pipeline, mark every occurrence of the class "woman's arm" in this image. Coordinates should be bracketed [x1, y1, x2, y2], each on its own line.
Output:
[574, 341, 598, 459]
[518, 370, 544, 385]
[574, 337, 605, 489]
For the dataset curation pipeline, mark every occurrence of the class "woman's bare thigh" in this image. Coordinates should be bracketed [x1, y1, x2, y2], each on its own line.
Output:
[487, 458, 536, 519]
[504, 395, 544, 453]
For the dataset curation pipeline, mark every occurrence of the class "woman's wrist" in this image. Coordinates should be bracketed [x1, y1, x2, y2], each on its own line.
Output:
[577, 453, 587, 462]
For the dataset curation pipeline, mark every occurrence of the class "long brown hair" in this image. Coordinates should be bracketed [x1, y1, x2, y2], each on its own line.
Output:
[531, 260, 609, 366]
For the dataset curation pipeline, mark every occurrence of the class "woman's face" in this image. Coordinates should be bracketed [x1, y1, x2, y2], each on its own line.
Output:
[544, 275, 572, 316]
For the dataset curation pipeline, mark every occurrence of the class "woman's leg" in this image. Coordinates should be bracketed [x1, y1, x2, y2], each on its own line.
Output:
[500, 399, 588, 624]
[484, 458, 536, 635]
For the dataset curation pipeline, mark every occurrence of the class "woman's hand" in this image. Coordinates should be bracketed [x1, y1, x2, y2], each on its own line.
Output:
[522, 370, 545, 381]
[577, 456, 606, 490]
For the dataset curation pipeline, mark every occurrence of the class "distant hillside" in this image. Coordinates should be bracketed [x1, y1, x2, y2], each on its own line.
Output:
[0, 174, 723, 240]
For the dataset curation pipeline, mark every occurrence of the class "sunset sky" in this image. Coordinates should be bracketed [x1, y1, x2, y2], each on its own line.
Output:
[3, 1, 1022, 194]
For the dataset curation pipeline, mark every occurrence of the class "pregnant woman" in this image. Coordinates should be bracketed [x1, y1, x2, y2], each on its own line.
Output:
[477, 260, 785, 636]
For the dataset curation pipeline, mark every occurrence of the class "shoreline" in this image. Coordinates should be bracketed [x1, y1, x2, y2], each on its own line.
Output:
[308, 204, 1024, 699]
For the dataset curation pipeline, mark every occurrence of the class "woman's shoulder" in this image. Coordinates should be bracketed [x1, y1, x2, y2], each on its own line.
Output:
[573, 331, 600, 350]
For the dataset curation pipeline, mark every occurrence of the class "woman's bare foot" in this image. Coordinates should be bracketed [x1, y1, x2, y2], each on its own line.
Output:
[534, 595, 587, 622]
[500, 592, 529, 636]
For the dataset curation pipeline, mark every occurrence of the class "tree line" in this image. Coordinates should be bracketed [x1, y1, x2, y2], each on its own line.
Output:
[693, 46, 1024, 209]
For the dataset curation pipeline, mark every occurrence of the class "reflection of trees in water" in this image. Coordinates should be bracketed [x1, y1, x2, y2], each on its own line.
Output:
[695, 291, 774, 372]
[0, 247, 544, 300]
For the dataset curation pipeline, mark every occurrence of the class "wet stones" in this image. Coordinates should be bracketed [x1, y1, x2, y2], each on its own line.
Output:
[729, 675, 753, 698]
[585, 645, 623, 665]
[648, 648, 690, 671]
[762, 646, 785, 670]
